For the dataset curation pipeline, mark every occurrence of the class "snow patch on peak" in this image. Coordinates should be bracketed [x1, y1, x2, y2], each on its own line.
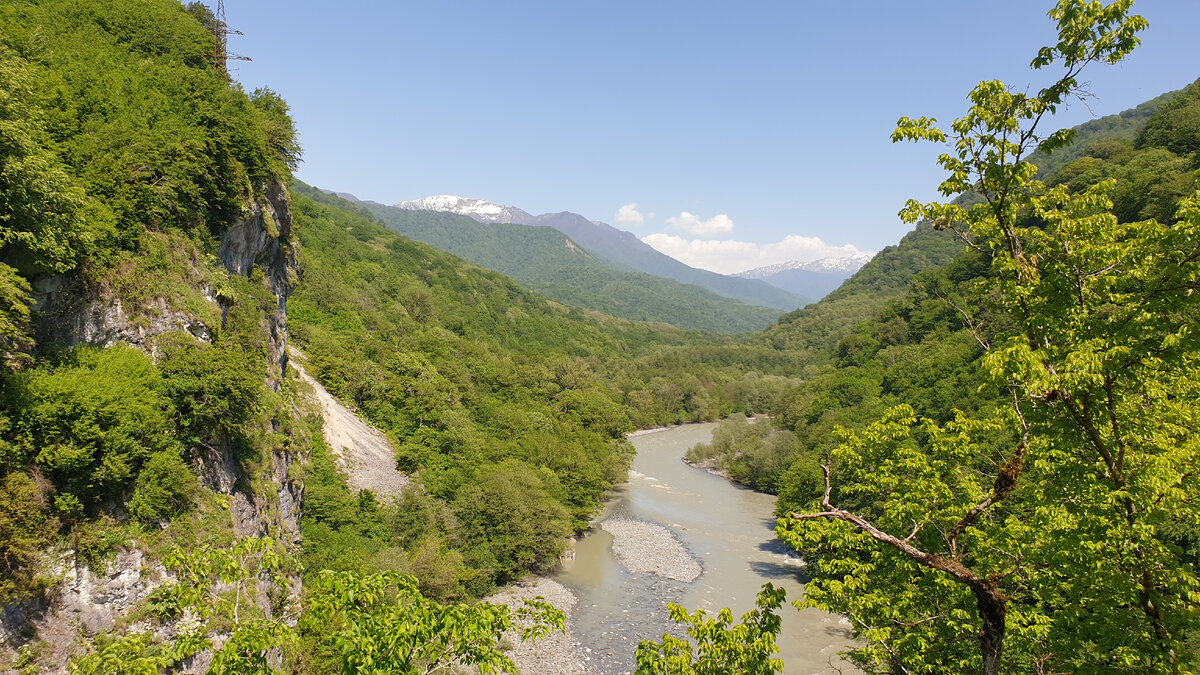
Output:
[394, 195, 533, 224]
[735, 252, 876, 278]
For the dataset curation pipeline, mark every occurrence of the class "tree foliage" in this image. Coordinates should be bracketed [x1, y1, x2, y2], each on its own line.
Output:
[635, 583, 787, 675]
[301, 569, 564, 674]
[782, 2, 1200, 673]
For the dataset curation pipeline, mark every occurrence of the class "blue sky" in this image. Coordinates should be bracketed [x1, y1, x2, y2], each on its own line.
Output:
[229, 1, 1200, 273]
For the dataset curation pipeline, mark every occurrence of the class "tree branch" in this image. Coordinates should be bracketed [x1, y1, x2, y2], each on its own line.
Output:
[946, 431, 1030, 557]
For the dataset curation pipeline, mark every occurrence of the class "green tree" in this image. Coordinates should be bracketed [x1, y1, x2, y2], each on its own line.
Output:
[0, 471, 57, 603]
[782, 1, 1200, 673]
[452, 459, 572, 584]
[17, 345, 178, 508]
[635, 583, 787, 675]
[300, 569, 564, 674]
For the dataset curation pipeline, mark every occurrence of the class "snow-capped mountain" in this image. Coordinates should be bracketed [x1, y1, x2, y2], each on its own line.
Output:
[389, 194, 808, 310]
[394, 195, 535, 225]
[733, 252, 876, 301]
[735, 253, 876, 279]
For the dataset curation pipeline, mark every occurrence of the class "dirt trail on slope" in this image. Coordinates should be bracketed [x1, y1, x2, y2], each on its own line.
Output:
[288, 346, 408, 499]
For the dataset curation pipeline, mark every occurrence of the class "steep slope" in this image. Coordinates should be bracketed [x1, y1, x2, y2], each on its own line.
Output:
[0, 0, 307, 669]
[358, 196, 785, 333]
[1028, 82, 1188, 178]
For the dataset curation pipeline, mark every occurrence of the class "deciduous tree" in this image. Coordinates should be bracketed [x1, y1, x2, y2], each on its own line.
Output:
[781, 1, 1200, 673]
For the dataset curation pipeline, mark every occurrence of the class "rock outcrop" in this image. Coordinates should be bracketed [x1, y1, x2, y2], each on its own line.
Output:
[219, 180, 297, 388]
[2, 182, 304, 672]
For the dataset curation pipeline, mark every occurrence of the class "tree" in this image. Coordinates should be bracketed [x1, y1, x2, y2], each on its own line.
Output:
[781, 1, 1200, 673]
[634, 583, 787, 675]
[301, 569, 564, 674]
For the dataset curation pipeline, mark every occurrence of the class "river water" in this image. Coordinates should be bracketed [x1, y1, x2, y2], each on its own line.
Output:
[554, 422, 857, 674]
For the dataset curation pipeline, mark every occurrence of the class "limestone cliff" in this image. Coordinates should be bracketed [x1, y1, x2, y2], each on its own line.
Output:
[0, 183, 303, 673]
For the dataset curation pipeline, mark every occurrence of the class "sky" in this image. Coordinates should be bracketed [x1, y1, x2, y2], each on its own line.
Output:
[228, 1, 1200, 275]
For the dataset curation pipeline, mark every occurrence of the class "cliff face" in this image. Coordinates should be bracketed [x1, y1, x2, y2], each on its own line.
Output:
[32, 181, 296, 385]
[219, 180, 297, 388]
[0, 183, 303, 672]
[214, 181, 303, 542]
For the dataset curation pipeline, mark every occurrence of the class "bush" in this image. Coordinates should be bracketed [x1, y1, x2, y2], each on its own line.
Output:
[0, 471, 57, 602]
[156, 331, 263, 445]
[17, 345, 177, 508]
[128, 450, 199, 522]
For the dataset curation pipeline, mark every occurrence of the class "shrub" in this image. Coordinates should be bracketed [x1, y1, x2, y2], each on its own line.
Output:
[128, 450, 199, 522]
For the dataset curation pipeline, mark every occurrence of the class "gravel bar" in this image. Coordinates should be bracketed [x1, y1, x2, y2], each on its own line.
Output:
[484, 576, 592, 674]
[600, 518, 702, 582]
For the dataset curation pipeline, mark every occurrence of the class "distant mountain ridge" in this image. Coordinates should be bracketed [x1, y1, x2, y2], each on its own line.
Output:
[393, 195, 808, 311]
[736, 253, 876, 278]
[354, 197, 787, 333]
[734, 253, 876, 301]
[396, 195, 535, 224]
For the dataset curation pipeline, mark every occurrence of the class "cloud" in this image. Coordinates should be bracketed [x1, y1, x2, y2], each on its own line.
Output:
[616, 203, 645, 227]
[641, 233, 868, 275]
[666, 211, 735, 237]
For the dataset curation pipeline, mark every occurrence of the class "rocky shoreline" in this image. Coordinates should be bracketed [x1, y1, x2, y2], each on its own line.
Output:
[486, 515, 705, 674]
[680, 455, 732, 481]
[485, 576, 591, 674]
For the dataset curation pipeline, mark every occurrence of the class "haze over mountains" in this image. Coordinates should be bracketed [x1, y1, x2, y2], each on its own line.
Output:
[735, 253, 876, 298]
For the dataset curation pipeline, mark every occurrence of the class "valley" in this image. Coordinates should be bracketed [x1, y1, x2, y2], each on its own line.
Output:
[0, 1, 1198, 674]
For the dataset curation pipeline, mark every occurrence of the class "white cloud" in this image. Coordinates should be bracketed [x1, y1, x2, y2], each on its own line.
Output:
[616, 203, 645, 227]
[667, 211, 735, 237]
[641, 233, 867, 275]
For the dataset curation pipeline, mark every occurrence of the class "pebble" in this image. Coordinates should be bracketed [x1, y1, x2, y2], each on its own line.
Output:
[483, 576, 591, 674]
[600, 518, 702, 582]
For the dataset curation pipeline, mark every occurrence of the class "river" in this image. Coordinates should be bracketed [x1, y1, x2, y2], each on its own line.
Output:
[554, 422, 858, 674]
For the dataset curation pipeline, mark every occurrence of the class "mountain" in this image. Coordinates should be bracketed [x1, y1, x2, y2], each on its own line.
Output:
[737, 253, 876, 277]
[734, 253, 876, 300]
[396, 194, 535, 224]
[360, 199, 785, 333]
[394, 196, 809, 311]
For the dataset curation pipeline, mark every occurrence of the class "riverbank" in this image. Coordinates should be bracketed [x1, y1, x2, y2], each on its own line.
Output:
[486, 520, 700, 675]
[680, 455, 732, 481]
[485, 576, 591, 674]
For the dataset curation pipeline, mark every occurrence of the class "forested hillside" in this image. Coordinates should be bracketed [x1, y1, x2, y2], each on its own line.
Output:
[354, 199, 788, 333]
[2, 0, 1197, 673]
